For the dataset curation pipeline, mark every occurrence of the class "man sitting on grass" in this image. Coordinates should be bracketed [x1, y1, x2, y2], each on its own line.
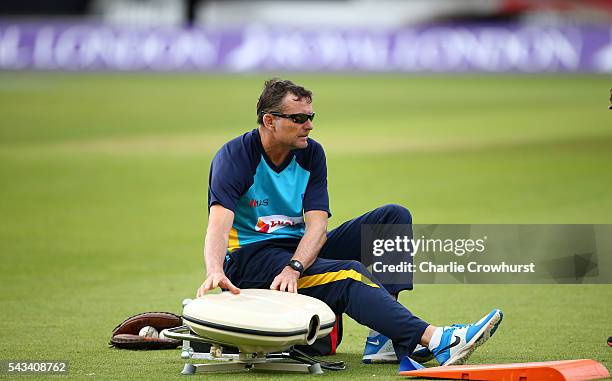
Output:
[196, 78, 503, 366]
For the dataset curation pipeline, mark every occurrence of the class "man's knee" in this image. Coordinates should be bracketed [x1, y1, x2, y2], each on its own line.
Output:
[378, 204, 412, 224]
[345, 260, 367, 273]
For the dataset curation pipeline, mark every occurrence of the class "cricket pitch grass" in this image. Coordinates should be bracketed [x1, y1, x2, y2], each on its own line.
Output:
[0, 73, 610, 380]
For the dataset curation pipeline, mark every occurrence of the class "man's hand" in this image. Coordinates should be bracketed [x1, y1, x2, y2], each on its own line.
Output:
[196, 271, 240, 297]
[270, 266, 301, 293]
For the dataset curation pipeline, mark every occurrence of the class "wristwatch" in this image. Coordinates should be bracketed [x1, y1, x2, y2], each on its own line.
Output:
[287, 259, 304, 276]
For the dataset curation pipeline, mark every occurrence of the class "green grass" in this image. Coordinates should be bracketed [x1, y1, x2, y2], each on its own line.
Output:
[0, 73, 611, 380]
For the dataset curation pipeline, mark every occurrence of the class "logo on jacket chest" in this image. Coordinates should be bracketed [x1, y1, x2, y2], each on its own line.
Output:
[249, 198, 269, 208]
[255, 215, 305, 233]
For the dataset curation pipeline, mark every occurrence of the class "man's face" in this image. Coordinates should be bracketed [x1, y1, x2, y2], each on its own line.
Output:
[270, 93, 314, 150]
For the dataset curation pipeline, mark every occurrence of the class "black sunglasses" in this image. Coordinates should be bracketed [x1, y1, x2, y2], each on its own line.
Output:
[268, 112, 315, 124]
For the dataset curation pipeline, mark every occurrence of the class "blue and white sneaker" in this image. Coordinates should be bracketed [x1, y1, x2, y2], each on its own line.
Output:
[362, 332, 397, 364]
[410, 324, 470, 363]
[431, 309, 503, 366]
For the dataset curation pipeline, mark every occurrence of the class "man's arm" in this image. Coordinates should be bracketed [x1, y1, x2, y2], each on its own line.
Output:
[196, 204, 240, 297]
[270, 210, 328, 293]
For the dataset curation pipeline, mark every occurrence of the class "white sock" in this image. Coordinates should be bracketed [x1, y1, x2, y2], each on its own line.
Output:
[427, 327, 444, 351]
[368, 329, 380, 337]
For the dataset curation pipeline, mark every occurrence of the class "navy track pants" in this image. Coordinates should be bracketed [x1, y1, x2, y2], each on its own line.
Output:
[224, 204, 429, 359]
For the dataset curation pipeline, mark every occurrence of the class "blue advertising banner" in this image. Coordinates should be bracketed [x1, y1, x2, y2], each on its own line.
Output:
[0, 22, 611, 72]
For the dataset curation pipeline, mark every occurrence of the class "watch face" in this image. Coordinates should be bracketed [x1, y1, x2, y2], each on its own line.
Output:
[289, 260, 303, 273]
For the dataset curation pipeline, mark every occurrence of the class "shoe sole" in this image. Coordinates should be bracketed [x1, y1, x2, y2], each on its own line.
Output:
[362, 352, 398, 364]
[443, 309, 503, 366]
[409, 353, 434, 363]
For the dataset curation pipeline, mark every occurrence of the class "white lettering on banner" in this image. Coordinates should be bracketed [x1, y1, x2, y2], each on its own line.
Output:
[0, 24, 600, 71]
[55, 26, 85, 69]
[0, 26, 27, 68]
[111, 31, 142, 70]
[417, 27, 464, 71]
[142, 34, 166, 69]
[84, 29, 114, 68]
[346, 32, 389, 70]
[469, 28, 519, 71]
[0, 25, 219, 70]
[594, 29, 612, 72]
[226, 25, 269, 71]
[33, 27, 56, 69]
[315, 31, 348, 69]
[228, 28, 393, 71]
[391, 27, 581, 72]
[512, 27, 581, 71]
[188, 33, 218, 68]
[272, 32, 308, 70]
